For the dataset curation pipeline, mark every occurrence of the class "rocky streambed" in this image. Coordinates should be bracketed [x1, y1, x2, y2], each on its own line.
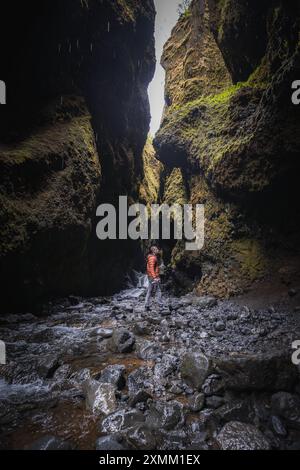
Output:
[1, 278, 300, 450]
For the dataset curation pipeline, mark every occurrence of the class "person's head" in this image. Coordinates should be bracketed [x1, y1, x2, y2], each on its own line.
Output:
[150, 245, 159, 255]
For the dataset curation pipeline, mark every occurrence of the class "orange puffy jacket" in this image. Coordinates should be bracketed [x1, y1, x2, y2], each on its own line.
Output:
[146, 254, 160, 279]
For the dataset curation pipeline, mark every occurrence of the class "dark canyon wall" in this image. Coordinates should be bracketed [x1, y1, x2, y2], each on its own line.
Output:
[154, 0, 300, 297]
[0, 0, 155, 311]
[1, 0, 299, 310]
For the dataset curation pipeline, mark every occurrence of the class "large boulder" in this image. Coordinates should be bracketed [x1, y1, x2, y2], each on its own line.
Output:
[127, 367, 153, 396]
[83, 380, 117, 416]
[213, 352, 298, 391]
[191, 296, 217, 310]
[180, 352, 210, 390]
[108, 329, 135, 354]
[100, 409, 145, 434]
[125, 424, 158, 450]
[98, 365, 126, 390]
[216, 421, 271, 450]
[146, 400, 184, 431]
[271, 392, 300, 430]
[136, 340, 162, 360]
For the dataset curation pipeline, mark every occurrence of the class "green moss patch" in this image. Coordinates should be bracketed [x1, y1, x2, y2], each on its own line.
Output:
[163, 167, 187, 206]
[139, 137, 163, 204]
[232, 239, 268, 282]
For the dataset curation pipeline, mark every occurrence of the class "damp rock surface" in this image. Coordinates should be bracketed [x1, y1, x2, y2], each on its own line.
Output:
[216, 421, 271, 450]
[0, 284, 300, 450]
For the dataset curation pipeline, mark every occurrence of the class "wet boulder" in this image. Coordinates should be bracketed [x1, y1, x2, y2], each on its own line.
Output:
[95, 435, 126, 450]
[133, 321, 150, 336]
[159, 429, 188, 450]
[216, 421, 271, 450]
[94, 328, 113, 339]
[128, 390, 152, 407]
[127, 367, 153, 395]
[98, 365, 126, 390]
[108, 329, 135, 353]
[271, 392, 300, 429]
[191, 296, 217, 310]
[215, 321, 226, 332]
[202, 374, 224, 396]
[270, 415, 287, 437]
[206, 395, 225, 409]
[213, 352, 298, 391]
[180, 352, 210, 390]
[188, 393, 205, 412]
[101, 409, 145, 434]
[169, 383, 183, 395]
[154, 354, 178, 379]
[146, 400, 184, 431]
[37, 354, 61, 379]
[214, 399, 254, 424]
[136, 340, 162, 360]
[226, 311, 238, 321]
[147, 316, 162, 325]
[69, 368, 91, 387]
[53, 364, 72, 382]
[83, 379, 117, 415]
[125, 424, 158, 450]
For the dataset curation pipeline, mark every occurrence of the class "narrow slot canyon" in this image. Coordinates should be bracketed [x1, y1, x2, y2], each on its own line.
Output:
[0, 0, 300, 452]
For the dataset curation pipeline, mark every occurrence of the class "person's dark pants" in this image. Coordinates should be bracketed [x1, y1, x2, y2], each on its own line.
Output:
[145, 277, 162, 308]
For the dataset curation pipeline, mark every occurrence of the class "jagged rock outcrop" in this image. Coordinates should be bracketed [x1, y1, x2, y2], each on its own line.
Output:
[0, 0, 155, 311]
[154, 0, 300, 297]
[139, 137, 163, 205]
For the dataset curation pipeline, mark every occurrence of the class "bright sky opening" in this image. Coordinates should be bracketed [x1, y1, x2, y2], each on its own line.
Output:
[148, 0, 181, 136]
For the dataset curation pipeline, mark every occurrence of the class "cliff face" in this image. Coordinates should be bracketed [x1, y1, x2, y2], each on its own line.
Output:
[139, 137, 163, 205]
[0, 0, 155, 311]
[154, 0, 300, 297]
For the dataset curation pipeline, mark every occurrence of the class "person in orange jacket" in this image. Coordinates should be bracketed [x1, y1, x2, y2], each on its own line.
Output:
[145, 245, 163, 311]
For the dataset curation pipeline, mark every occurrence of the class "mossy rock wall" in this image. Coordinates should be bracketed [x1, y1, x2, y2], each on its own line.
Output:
[0, 0, 156, 311]
[154, 0, 300, 297]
